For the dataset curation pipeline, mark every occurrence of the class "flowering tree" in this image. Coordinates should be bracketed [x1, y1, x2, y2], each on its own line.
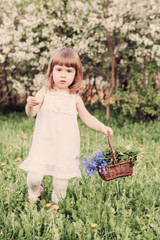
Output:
[64, 0, 160, 118]
[0, 0, 67, 107]
[0, 0, 160, 118]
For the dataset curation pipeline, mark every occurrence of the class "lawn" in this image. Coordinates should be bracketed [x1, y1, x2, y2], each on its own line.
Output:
[0, 107, 160, 239]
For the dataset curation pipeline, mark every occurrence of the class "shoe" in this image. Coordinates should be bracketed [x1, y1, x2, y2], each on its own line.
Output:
[38, 186, 44, 199]
[25, 186, 45, 210]
[28, 186, 45, 201]
[25, 200, 37, 210]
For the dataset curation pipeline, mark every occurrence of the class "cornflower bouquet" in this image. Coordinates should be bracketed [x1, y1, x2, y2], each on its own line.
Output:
[81, 145, 139, 178]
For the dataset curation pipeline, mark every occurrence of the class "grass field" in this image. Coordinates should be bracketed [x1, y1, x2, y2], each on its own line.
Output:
[0, 107, 160, 239]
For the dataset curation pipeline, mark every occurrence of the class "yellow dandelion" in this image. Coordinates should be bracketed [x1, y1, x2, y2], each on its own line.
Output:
[46, 203, 51, 208]
[1, 163, 6, 167]
[54, 229, 58, 233]
[14, 157, 21, 162]
[23, 134, 27, 140]
[81, 133, 84, 137]
[53, 204, 59, 210]
[91, 223, 97, 228]
[146, 161, 150, 163]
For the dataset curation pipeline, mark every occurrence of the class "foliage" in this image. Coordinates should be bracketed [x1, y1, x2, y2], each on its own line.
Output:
[0, 109, 160, 239]
[113, 72, 160, 118]
[0, 0, 160, 118]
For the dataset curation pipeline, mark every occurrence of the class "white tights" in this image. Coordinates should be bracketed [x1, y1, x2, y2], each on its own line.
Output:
[27, 172, 69, 204]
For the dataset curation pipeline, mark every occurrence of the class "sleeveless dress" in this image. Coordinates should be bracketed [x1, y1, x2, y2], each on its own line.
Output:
[19, 90, 81, 179]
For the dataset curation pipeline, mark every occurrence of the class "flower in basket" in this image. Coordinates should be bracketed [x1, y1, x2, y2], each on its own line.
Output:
[81, 150, 109, 177]
[82, 145, 139, 177]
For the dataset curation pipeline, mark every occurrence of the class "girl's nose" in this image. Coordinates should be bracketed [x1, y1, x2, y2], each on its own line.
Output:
[61, 70, 67, 78]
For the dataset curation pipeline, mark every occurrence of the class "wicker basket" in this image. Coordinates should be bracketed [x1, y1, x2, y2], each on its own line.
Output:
[98, 138, 133, 181]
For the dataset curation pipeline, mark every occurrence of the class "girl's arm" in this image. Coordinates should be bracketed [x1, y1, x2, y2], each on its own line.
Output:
[25, 87, 46, 117]
[76, 95, 113, 137]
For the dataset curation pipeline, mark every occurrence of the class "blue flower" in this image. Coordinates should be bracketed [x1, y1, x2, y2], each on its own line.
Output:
[81, 151, 109, 177]
[92, 150, 108, 168]
[81, 156, 96, 177]
[75, 155, 79, 161]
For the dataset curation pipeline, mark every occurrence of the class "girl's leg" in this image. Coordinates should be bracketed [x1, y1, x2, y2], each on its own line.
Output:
[27, 171, 44, 202]
[52, 178, 69, 204]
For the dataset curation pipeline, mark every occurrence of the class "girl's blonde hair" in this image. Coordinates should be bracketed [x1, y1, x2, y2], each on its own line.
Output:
[46, 47, 83, 93]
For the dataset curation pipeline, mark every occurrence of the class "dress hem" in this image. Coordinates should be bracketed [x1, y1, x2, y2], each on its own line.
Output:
[19, 166, 82, 179]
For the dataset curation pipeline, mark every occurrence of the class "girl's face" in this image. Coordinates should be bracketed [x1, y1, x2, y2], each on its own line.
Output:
[53, 65, 76, 91]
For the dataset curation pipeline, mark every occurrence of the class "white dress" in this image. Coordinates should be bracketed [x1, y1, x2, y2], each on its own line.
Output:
[19, 90, 81, 179]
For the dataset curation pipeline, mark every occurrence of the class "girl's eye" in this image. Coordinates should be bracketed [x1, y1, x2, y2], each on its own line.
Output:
[67, 70, 71, 73]
[57, 69, 61, 71]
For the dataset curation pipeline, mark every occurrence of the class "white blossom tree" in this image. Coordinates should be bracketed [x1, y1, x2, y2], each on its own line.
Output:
[64, 0, 160, 118]
[0, 0, 159, 118]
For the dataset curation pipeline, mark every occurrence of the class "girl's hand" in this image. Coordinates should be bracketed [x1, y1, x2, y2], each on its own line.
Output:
[27, 96, 40, 107]
[101, 126, 113, 138]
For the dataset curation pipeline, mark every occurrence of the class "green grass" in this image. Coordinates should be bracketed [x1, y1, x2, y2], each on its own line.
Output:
[0, 108, 160, 240]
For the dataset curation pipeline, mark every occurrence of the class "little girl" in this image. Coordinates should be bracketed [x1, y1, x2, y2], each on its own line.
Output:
[20, 47, 113, 205]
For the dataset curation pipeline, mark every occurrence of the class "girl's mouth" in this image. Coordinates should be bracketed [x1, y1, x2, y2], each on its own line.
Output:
[60, 80, 66, 84]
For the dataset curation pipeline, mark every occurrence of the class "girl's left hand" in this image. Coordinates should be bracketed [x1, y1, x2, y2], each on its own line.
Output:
[101, 126, 113, 138]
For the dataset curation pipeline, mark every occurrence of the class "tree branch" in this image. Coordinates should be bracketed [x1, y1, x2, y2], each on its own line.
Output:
[0, 89, 12, 104]
[92, 65, 109, 80]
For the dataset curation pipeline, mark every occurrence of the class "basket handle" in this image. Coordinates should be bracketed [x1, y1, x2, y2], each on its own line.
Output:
[108, 137, 116, 165]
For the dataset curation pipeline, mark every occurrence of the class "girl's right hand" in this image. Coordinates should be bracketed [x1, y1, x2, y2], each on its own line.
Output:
[27, 96, 40, 107]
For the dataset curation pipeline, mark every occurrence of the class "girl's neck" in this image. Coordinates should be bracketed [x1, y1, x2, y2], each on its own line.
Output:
[52, 87, 70, 94]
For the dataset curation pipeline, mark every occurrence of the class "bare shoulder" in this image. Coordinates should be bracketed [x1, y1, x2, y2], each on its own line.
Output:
[76, 94, 84, 107]
[76, 94, 88, 115]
